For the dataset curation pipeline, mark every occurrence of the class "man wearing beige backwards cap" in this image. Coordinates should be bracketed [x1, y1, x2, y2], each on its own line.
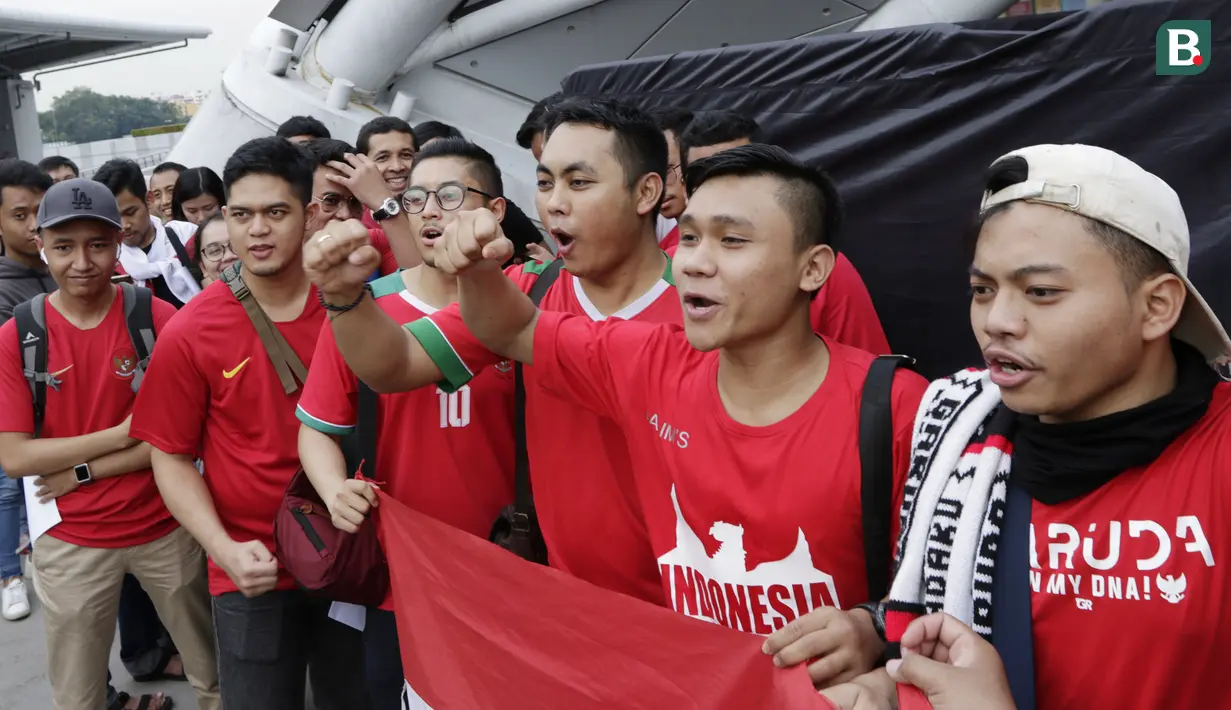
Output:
[819, 144, 1231, 710]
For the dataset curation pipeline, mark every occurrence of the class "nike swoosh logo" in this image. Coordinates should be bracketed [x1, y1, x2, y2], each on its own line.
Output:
[223, 357, 251, 379]
[50, 365, 73, 377]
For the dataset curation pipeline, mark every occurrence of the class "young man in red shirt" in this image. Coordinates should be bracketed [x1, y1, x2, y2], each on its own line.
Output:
[306, 99, 679, 607]
[353, 119, 419, 275]
[310, 142, 927, 687]
[831, 144, 1231, 710]
[305, 137, 416, 274]
[679, 111, 891, 356]
[0, 178, 218, 710]
[297, 138, 516, 710]
[130, 138, 369, 710]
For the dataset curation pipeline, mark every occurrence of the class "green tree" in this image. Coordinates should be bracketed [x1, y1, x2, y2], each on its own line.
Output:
[39, 87, 184, 144]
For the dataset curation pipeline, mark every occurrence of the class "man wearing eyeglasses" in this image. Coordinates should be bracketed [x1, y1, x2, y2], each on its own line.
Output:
[297, 137, 517, 710]
[648, 107, 694, 254]
[303, 139, 419, 278]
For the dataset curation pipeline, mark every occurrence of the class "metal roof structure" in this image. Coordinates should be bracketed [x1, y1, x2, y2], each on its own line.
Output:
[0, 7, 210, 78]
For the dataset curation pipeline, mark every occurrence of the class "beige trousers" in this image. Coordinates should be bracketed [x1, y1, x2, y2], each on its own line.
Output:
[32, 526, 220, 710]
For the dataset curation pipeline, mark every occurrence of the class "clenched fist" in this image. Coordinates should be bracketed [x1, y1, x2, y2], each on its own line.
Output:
[436, 208, 515, 276]
[303, 219, 381, 303]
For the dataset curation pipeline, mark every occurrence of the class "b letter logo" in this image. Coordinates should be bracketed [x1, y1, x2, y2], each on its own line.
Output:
[1156, 20, 1211, 75]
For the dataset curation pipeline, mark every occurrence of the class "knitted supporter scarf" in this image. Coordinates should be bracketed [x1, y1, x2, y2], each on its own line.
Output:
[885, 368, 1014, 644]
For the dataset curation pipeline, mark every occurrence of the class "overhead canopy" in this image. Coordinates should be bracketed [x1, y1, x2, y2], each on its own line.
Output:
[0, 7, 210, 76]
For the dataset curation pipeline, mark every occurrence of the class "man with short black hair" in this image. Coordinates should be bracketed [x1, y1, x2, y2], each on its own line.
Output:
[38, 156, 79, 184]
[429, 143, 927, 687]
[516, 91, 564, 162]
[131, 137, 369, 710]
[675, 111, 890, 355]
[298, 136, 517, 710]
[830, 144, 1231, 710]
[0, 177, 218, 710]
[356, 116, 417, 196]
[147, 161, 187, 223]
[648, 106, 694, 252]
[93, 159, 199, 309]
[277, 115, 331, 144]
[679, 109, 764, 169]
[307, 98, 680, 607]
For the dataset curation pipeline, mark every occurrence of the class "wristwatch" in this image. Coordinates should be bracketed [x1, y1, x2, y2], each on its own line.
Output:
[854, 601, 887, 642]
[371, 197, 401, 221]
[73, 462, 93, 485]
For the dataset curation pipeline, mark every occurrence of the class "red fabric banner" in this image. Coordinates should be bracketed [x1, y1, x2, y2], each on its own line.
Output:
[376, 492, 835, 709]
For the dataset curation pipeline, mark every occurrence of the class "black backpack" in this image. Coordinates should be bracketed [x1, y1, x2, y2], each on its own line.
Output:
[15, 282, 156, 435]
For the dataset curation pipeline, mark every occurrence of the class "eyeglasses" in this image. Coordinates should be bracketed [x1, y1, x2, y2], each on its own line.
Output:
[400, 182, 492, 214]
[315, 193, 364, 216]
[666, 163, 683, 186]
[201, 242, 235, 262]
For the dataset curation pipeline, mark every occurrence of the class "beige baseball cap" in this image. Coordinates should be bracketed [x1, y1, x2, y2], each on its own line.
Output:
[980, 143, 1231, 372]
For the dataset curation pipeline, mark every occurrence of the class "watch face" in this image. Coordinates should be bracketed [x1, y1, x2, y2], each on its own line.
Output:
[384, 198, 400, 215]
[74, 464, 90, 483]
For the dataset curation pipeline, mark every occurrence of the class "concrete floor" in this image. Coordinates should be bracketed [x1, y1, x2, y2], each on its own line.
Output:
[0, 586, 200, 710]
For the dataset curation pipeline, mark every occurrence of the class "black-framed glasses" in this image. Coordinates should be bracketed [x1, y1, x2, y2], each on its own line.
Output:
[315, 193, 363, 216]
[400, 182, 492, 214]
[666, 163, 683, 185]
[201, 242, 235, 262]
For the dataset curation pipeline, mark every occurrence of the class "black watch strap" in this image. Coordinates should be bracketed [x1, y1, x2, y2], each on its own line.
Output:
[854, 601, 887, 642]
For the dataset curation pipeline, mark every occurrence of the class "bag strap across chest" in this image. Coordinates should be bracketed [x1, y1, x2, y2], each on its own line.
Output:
[219, 262, 308, 395]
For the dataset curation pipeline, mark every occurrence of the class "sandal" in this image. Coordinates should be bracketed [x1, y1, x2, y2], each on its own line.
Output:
[134, 693, 174, 710]
[132, 652, 187, 683]
[110, 691, 174, 710]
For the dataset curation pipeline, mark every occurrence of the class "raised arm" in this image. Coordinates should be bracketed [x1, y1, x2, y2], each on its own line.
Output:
[303, 219, 443, 394]
[437, 208, 539, 365]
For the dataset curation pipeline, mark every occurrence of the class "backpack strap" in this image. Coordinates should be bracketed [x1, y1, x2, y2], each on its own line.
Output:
[860, 354, 915, 601]
[992, 479, 1038, 710]
[219, 262, 308, 395]
[163, 223, 200, 287]
[119, 282, 157, 393]
[15, 295, 52, 438]
[510, 259, 565, 537]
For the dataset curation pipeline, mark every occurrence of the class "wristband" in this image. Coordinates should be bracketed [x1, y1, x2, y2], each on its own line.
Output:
[318, 285, 370, 315]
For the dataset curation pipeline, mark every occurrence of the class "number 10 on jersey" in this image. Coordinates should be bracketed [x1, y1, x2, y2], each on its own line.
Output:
[436, 386, 471, 428]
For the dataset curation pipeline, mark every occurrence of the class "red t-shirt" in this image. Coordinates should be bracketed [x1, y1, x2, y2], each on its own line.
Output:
[532, 312, 927, 631]
[130, 278, 325, 595]
[406, 260, 678, 606]
[0, 286, 178, 548]
[296, 271, 516, 609]
[362, 208, 400, 276]
[1028, 383, 1231, 709]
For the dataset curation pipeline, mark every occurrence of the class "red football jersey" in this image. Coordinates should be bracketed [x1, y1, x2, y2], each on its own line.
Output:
[532, 312, 927, 631]
[659, 224, 681, 253]
[131, 278, 325, 595]
[0, 286, 178, 548]
[1029, 383, 1231, 709]
[406, 260, 678, 605]
[296, 271, 516, 609]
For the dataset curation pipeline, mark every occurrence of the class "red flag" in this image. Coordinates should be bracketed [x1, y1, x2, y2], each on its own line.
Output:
[376, 492, 835, 710]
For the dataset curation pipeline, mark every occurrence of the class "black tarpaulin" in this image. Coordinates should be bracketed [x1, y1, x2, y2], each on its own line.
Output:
[561, 0, 1231, 379]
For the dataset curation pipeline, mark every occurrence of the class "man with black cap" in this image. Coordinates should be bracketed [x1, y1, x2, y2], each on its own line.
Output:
[0, 178, 219, 710]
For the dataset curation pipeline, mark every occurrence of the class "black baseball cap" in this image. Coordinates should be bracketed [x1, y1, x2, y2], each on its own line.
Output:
[36, 177, 122, 230]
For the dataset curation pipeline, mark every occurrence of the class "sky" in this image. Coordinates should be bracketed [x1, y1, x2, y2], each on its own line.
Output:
[0, 0, 280, 110]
